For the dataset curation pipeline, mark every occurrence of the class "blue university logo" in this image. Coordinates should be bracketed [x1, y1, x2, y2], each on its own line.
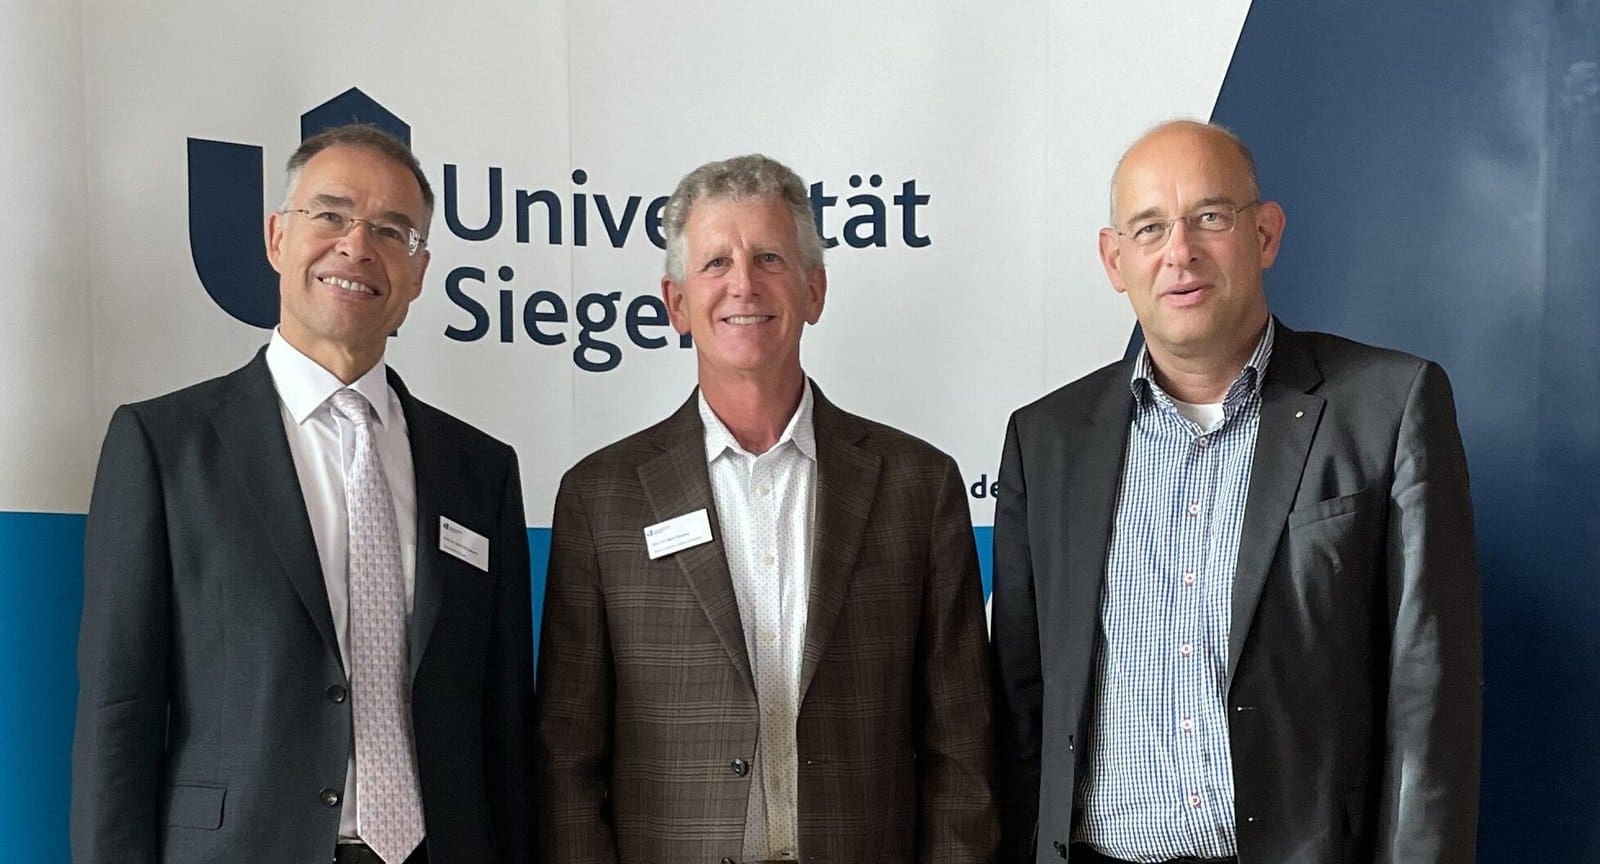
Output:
[186, 88, 410, 327]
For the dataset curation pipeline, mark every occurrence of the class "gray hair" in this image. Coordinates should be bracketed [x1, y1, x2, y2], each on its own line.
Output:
[1109, 120, 1260, 223]
[281, 124, 434, 222]
[662, 154, 823, 283]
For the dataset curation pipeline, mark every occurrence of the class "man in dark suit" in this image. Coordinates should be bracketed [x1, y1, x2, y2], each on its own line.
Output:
[71, 124, 534, 864]
[991, 121, 1481, 864]
[534, 154, 998, 863]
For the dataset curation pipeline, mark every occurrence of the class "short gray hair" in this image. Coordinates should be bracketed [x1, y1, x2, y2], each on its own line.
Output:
[662, 154, 823, 283]
[281, 124, 434, 223]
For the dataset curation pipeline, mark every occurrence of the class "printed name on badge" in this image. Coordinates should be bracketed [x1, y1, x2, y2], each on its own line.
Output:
[643, 509, 713, 560]
[440, 516, 490, 572]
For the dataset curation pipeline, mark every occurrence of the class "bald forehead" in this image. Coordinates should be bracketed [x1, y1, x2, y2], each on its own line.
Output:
[1109, 122, 1259, 222]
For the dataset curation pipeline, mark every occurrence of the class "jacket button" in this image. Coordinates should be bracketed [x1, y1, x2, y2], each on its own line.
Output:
[325, 685, 347, 703]
[1054, 839, 1069, 858]
[320, 788, 342, 807]
[730, 758, 749, 777]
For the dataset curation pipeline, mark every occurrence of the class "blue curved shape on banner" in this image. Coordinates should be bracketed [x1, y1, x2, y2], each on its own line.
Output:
[1213, 2, 1600, 857]
[187, 137, 278, 328]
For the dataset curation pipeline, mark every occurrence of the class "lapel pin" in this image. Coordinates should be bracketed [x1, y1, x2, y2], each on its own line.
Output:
[1294, 410, 1305, 418]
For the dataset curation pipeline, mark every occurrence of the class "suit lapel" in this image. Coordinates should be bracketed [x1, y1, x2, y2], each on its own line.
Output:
[390, 370, 450, 679]
[637, 394, 754, 690]
[1057, 366, 1135, 726]
[207, 349, 343, 672]
[799, 388, 881, 702]
[1229, 324, 1325, 681]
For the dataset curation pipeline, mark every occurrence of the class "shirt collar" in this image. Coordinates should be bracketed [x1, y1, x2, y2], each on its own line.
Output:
[265, 328, 396, 427]
[1129, 318, 1276, 408]
[699, 379, 817, 463]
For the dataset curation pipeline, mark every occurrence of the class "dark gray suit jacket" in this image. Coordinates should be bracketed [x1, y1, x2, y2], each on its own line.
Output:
[71, 349, 536, 864]
[534, 386, 998, 864]
[991, 323, 1482, 863]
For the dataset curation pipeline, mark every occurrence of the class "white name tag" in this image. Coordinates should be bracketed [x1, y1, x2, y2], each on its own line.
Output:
[643, 509, 713, 560]
[439, 516, 490, 572]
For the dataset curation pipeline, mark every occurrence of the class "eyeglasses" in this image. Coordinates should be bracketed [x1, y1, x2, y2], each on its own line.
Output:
[1114, 200, 1260, 249]
[280, 208, 426, 257]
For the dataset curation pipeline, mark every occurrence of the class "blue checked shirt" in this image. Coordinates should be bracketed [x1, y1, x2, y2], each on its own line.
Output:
[1073, 325, 1274, 862]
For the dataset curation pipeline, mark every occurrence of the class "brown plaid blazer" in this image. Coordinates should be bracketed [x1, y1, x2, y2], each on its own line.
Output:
[534, 385, 998, 864]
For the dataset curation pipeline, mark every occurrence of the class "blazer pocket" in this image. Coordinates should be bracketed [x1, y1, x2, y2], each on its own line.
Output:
[163, 783, 226, 830]
[1287, 488, 1368, 530]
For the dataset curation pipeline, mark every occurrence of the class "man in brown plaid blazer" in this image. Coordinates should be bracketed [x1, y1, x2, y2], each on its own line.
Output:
[533, 154, 998, 864]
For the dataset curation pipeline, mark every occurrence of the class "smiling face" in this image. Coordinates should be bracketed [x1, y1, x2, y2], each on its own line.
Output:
[265, 144, 430, 379]
[1098, 123, 1284, 368]
[661, 195, 826, 388]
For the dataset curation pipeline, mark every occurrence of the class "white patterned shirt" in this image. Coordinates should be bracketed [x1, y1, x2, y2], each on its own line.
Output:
[700, 383, 817, 862]
[1074, 324, 1274, 862]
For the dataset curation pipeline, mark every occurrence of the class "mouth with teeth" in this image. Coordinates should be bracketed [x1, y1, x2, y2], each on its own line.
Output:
[318, 275, 379, 296]
[722, 314, 774, 325]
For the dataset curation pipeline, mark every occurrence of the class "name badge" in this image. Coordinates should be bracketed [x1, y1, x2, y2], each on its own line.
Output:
[644, 509, 713, 560]
[440, 516, 490, 572]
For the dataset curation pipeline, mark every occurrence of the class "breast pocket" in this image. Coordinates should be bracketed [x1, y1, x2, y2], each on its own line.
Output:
[1283, 488, 1380, 596]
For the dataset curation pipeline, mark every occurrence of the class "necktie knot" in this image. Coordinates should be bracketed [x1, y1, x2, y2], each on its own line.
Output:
[330, 388, 377, 428]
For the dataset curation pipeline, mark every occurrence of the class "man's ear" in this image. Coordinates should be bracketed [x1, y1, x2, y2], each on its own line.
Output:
[662, 275, 690, 335]
[1098, 228, 1128, 295]
[1256, 200, 1286, 269]
[265, 210, 286, 273]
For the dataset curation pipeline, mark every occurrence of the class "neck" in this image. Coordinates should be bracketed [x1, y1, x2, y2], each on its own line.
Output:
[698, 366, 806, 455]
[279, 327, 382, 386]
[1146, 319, 1268, 404]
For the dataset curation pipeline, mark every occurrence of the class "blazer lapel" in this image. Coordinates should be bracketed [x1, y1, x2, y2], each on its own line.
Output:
[1057, 366, 1135, 727]
[208, 349, 343, 672]
[799, 387, 881, 702]
[390, 370, 449, 678]
[637, 394, 754, 690]
[1229, 324, 1325, 681]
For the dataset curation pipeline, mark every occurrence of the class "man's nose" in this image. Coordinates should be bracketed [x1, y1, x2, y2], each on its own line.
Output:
[726, 258, 757, 296]
[1162, 218, 1200, 266]
[335, 221, 377, 260]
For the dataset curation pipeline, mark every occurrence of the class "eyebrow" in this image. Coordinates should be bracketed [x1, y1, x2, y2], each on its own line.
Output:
[307, 194, 418, 230]
[1123, 195, 1241, 225]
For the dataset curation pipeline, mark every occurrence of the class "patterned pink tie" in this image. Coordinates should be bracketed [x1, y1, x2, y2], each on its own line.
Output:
[330, 389, 424, 864]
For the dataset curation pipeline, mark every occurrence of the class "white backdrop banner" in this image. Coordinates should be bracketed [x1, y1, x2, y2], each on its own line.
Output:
[3, 0, 1252, 526]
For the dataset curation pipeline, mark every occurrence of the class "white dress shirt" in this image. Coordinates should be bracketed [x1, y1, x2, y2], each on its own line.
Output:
[264, 329, 418, 842]
[700, 383, 817, 862]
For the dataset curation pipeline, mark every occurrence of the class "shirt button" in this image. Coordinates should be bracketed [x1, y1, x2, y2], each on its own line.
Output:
[1183, 571, 1197, 586]
[756, 484, 770, 496]
[760, 628, 777, 644]
[1188, 792, 1202, 808]
[1180, 642, 1194, 657]
[1197, 436, 1211, 448]
[762, 553, 775, 566]
[1180, 717, 1194, 732]
[1187, 502, 1202, 516]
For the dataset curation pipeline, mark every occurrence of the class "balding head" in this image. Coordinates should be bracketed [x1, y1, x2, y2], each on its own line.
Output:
[1109, 120, 1260, 225]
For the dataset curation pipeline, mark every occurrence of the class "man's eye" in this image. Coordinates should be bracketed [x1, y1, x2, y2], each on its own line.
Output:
[757, 252, 782, 264]
[704, 257, 729, 270]
[312, 211, 348, 226]
[372, 224, 406, 243]
[1131, 222, 1164, 238]
[1195, 210, 1227, 225]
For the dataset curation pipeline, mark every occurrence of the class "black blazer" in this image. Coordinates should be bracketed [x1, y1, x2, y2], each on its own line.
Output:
[71, 349, 535, 863]
[991, 323, 1482, 863]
